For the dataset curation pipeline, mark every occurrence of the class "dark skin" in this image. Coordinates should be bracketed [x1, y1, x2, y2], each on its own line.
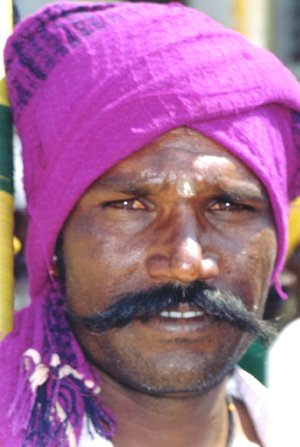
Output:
[63, 128, 276, 446]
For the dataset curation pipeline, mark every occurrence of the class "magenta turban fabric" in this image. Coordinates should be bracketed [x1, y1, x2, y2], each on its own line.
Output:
[4, 2, 300, 298]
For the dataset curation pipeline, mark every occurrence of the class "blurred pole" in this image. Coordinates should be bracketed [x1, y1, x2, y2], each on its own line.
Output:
[0, 0, 14, 340]
[233, 0, 271, 48]
[288, 197, 300, 259]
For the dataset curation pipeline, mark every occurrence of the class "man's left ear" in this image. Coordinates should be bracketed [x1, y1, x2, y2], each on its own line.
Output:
[49, 233, 65, 281]
[49, 255, 60, 279]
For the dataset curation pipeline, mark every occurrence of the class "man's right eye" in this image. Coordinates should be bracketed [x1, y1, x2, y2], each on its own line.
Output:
[103, 198, 149, 210]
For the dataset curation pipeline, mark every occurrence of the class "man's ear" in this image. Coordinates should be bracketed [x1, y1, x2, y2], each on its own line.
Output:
[53, 232, 65, 281]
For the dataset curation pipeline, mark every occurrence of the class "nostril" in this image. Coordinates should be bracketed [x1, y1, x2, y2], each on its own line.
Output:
[146, 253, 170, 276]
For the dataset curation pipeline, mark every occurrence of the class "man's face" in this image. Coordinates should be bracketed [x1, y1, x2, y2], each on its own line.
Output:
[63, 127, 276, 395]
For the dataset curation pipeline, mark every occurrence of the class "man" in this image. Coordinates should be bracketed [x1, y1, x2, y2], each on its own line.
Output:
[1, 2, 300, 446]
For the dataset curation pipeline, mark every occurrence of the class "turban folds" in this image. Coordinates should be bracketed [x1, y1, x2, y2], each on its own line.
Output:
[4, 1, 300, 299]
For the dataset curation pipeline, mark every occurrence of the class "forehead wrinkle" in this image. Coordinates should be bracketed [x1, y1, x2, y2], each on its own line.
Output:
[160, 128, 219, 156]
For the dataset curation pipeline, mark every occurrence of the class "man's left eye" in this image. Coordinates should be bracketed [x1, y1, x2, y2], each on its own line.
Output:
[104, 198, 148, 210]
[209, 200, 254, 212]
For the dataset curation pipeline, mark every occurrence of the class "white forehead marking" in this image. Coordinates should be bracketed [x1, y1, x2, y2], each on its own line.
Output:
[176, 178, 196, 198]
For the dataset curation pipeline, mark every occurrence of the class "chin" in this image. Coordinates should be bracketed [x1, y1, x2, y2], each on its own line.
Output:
[123, 361, 237, 398]
[76, 321, 252, 397]
[93, 342, 246, 398]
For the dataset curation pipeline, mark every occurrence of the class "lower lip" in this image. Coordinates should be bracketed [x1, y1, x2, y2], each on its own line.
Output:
[137, 313, 215, 337]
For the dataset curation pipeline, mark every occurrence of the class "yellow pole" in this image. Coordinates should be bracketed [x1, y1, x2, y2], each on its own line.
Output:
[0, 0, 14, 340]
[233, 0, 248, 36]
[233, 0, 270, 48]
[288, 197, 300, 259]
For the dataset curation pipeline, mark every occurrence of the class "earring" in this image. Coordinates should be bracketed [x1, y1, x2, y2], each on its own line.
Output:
[49, 255, 60, 278]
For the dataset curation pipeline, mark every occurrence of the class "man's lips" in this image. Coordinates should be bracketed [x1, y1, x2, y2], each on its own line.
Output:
[134, 304, 214, 337]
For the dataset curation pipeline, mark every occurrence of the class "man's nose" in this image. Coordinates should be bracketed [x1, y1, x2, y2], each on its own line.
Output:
[146, 207, 219, 283]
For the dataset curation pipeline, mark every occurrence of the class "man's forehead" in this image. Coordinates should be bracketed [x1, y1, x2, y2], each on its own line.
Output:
[88, 128, 268, 201]
[96, 127, 241, 174]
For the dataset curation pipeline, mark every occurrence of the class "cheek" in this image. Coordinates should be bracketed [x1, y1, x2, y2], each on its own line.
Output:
[246, 227, 277, 279]
[63, 214, 149, 312]
[220, 226, 276, 308]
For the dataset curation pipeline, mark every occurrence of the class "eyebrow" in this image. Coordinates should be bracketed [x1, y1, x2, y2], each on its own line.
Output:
[93, 177, 165, 195]
[217, 183, 268, 202]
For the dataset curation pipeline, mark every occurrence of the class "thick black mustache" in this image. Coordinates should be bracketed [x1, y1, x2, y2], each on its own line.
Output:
[67, 282, 276, 344]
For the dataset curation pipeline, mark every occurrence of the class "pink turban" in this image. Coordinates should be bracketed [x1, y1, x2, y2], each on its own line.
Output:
[4, 1, 300, 300]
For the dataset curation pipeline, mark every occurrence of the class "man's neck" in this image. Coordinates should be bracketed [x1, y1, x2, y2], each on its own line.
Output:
[98, 372, 230, 447]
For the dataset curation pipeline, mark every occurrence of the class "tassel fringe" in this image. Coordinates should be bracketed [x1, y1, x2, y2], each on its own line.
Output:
[9, 281, 116, 447]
